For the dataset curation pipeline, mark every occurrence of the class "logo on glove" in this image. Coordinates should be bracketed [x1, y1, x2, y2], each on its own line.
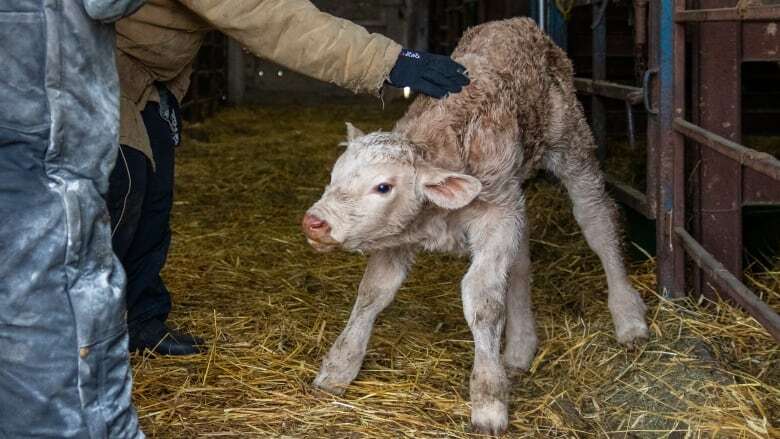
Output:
[401, 50, 422, 59]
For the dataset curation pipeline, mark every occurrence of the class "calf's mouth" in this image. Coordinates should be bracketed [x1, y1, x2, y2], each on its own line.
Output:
[305, 236, 340, 253]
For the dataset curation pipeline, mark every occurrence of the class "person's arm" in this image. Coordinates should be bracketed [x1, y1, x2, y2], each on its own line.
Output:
[179, 0, 468, 97]
[179, 0, 399, 96]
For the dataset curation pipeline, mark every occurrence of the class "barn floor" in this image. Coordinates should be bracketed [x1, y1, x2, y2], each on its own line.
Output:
[131, 102, 779, 438]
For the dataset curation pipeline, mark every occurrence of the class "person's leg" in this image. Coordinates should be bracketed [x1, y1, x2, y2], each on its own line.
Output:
[0, 3, 142, 437]
[1, 138, 143, 439]
[108, 144, 148, 264]
[124, 102, 175, 324]
[114, 99, 202, 354]
[0, 129, 87, 438]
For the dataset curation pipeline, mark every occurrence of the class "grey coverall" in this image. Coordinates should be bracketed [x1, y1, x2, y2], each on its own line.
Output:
[0, 1, 145, 437]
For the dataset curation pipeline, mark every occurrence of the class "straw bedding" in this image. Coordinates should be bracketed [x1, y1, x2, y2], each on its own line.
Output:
[131, 102, 779, 438]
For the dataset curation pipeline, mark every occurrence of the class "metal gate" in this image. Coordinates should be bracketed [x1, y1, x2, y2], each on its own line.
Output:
[542, 0, 780, 342]
[426, 0, 780, 342]
[655, 0, 780, 341]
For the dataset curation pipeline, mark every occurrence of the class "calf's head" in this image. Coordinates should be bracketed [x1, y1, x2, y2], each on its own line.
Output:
[303, 123, 482, 253]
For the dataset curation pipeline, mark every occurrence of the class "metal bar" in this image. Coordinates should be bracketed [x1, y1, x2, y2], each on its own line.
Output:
[673, 118, 780, 181]
[676, 5, 780, 22]
[633, 0, 649, 82]
[547, 0, 569, 49]
[592, 0, 607, 161]
[606, 175, 654, 219]
[645, 0, 660, 222]
[671, 0, 686, 295]
[675, 227, 780, 343]
[656, 0, 686, 298]
[530, 0, 546, 30]
[642, 69, 659, 114]
[691, 0, 744, 298]
[625, 100, 636, 150]
[591, 0, 609, 29]
[409, 1, 429, 51]
[227, 38, 245, 105]
[573, 78, 644, 104]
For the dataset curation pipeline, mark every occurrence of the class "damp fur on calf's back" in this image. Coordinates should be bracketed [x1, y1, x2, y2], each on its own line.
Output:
[393, 17, 584, 187]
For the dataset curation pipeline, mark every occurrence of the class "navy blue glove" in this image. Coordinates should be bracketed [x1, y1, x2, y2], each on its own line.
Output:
[387, 49, 470, 99]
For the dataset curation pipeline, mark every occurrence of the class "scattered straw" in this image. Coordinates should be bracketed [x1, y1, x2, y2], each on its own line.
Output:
[131, 102, 779, 438]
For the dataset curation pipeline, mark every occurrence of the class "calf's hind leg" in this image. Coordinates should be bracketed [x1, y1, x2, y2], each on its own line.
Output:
[546, 145, 649, 347]
[503, 203, 538, 374]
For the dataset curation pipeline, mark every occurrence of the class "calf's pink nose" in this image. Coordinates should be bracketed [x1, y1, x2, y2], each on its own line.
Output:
[302, 213, 330, 239]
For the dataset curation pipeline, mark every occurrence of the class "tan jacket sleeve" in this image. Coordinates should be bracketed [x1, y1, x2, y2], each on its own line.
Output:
[178, 0, 403, 96]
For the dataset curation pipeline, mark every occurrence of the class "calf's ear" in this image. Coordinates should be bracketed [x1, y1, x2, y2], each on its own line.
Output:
[418, 167, 482, 210]
[345, 122, 365, 141]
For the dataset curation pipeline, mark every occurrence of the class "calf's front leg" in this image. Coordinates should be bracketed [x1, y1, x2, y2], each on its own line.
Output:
[314, 247, 414, 395]
[462, 207, 520, 435]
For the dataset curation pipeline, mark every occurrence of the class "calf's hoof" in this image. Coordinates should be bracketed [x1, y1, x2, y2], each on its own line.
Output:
[615, 319, 649, 348]
[313, 372, 349, 396]
[471, 400, 508, 436]
[610, 288, 650, 348]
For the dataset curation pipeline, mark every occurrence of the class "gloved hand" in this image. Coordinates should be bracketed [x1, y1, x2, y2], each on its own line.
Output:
[386, 49, 470, 99]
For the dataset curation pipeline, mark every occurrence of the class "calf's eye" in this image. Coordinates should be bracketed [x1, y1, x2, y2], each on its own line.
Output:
[375, 183, 393, 194]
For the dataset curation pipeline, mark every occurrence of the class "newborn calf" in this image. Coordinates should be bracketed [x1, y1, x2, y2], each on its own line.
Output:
[302, 17, 648, 434]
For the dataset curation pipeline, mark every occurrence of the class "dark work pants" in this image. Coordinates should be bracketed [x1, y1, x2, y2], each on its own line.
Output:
[108, 101, 178, 330]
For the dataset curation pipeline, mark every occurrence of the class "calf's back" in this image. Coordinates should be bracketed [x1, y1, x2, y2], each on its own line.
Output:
[394, 17, 587, 188]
